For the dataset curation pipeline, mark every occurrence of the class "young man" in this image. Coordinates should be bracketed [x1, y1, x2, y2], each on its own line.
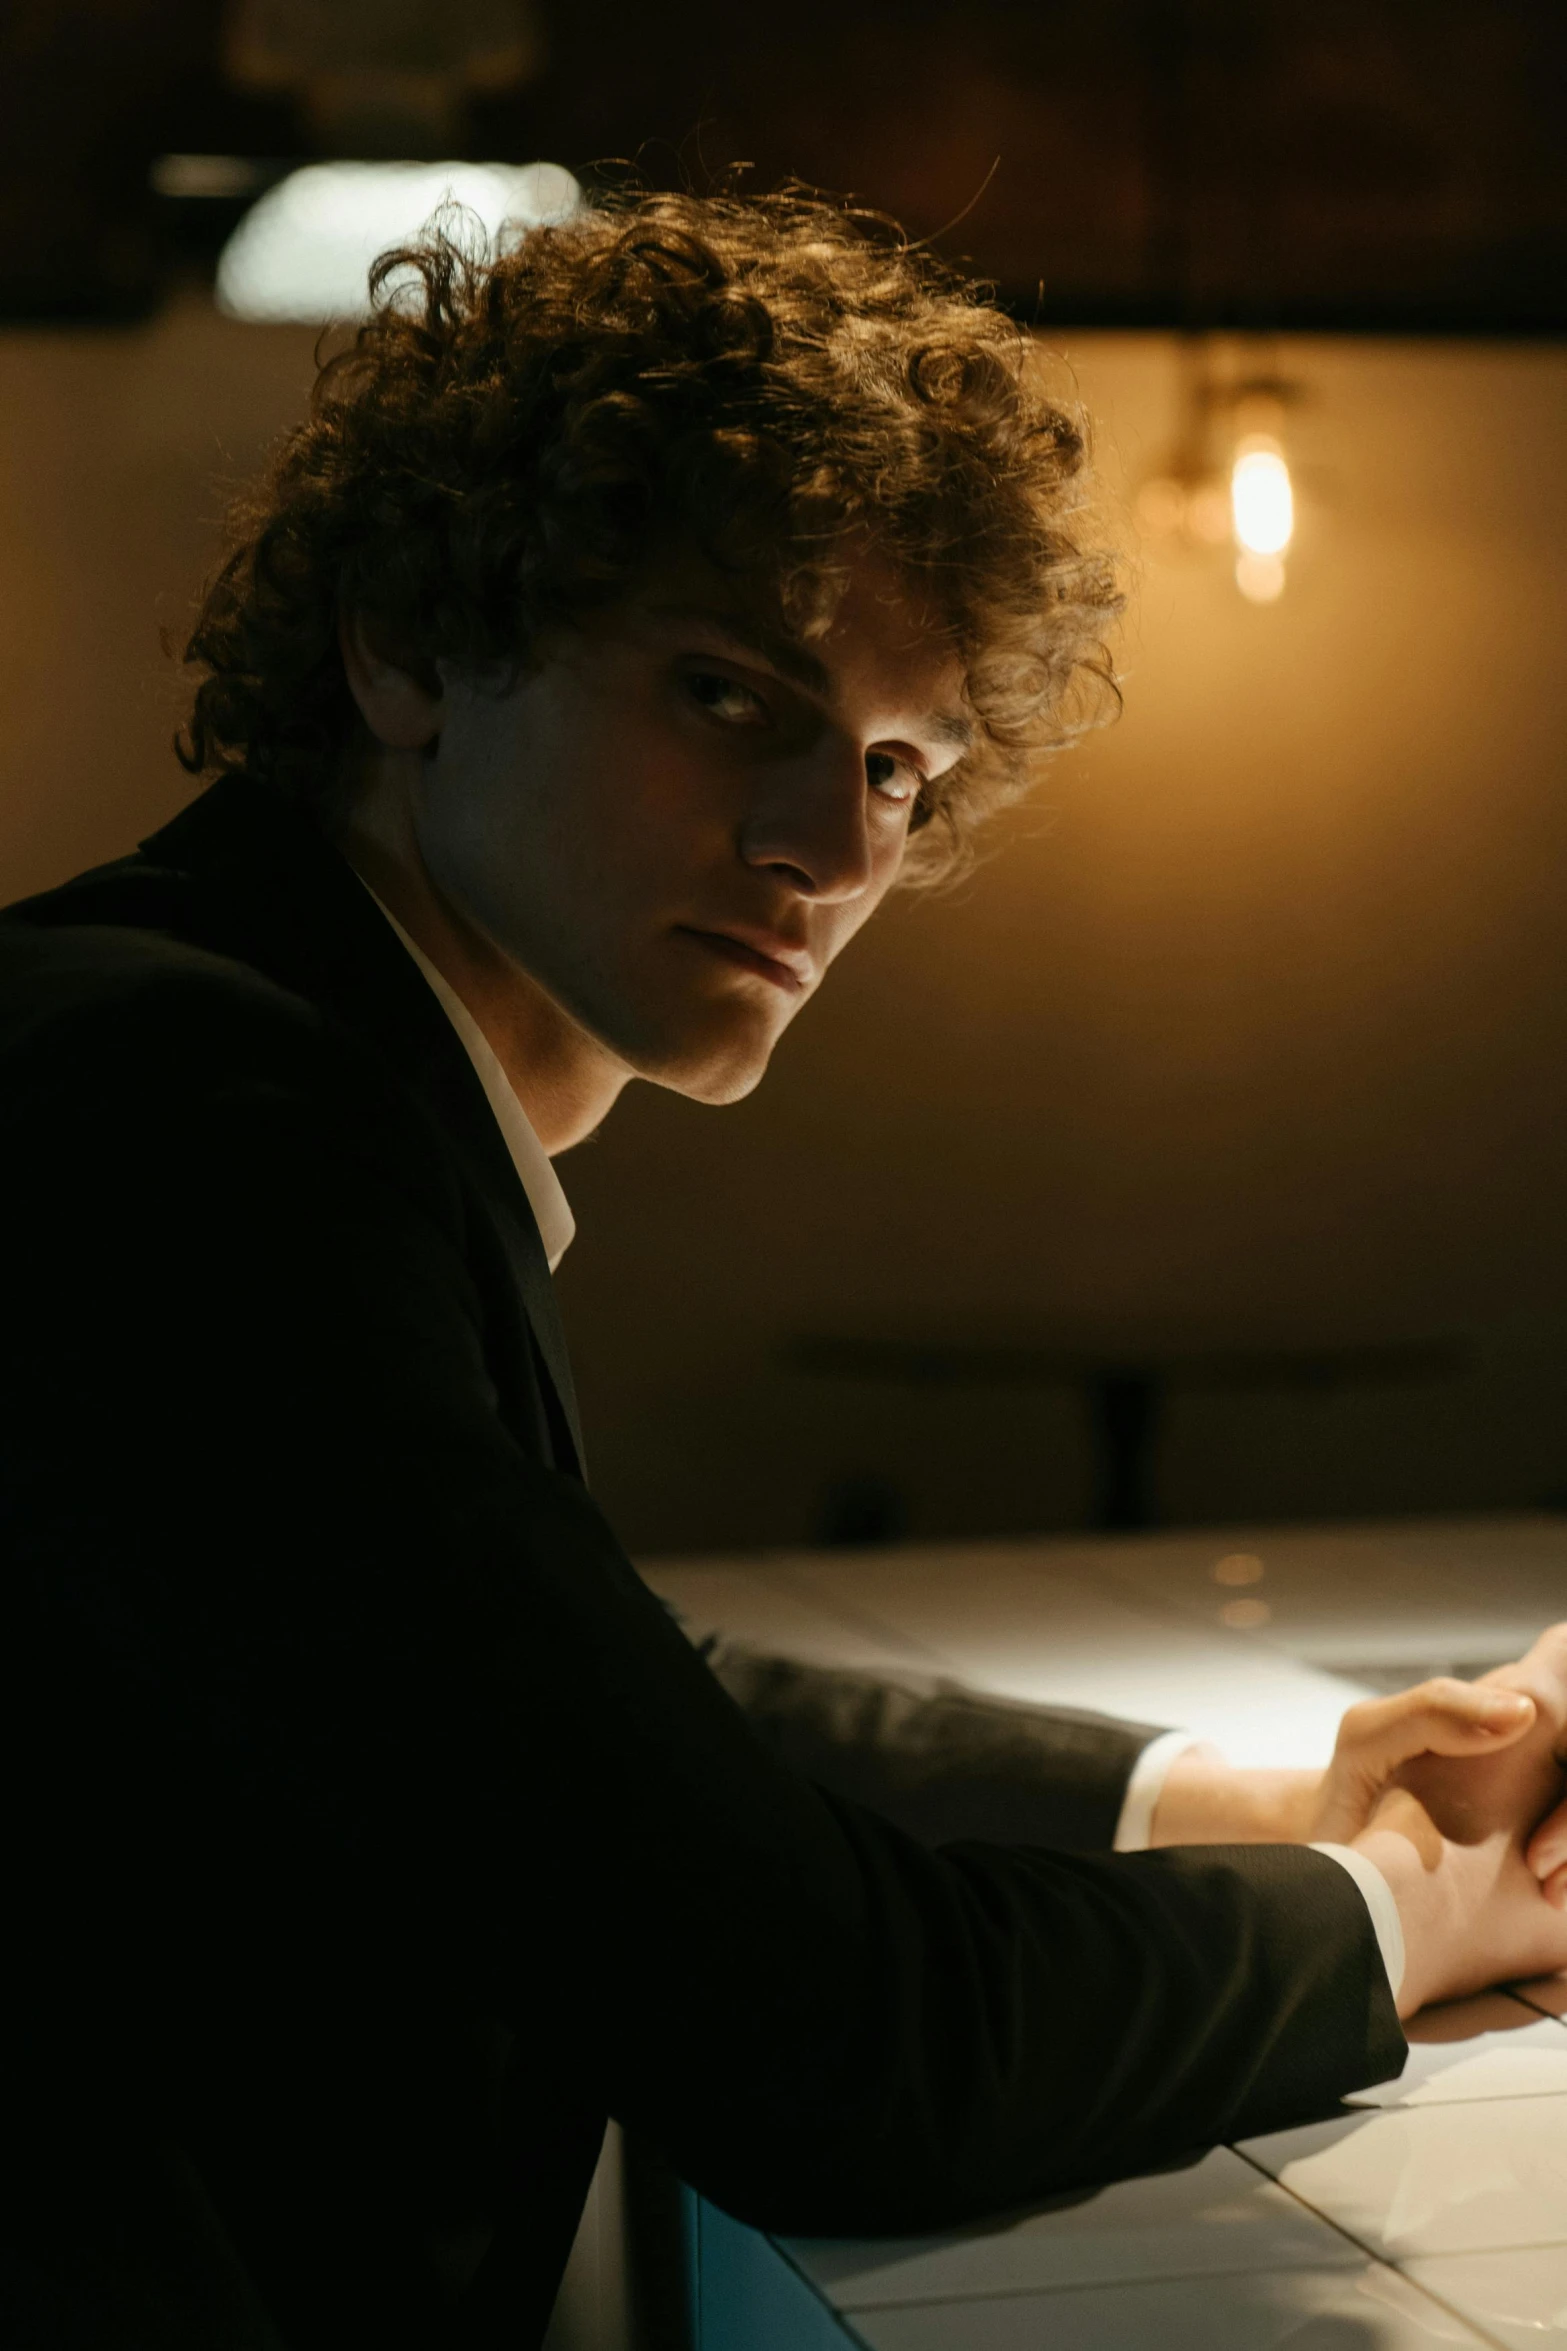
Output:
[2, 189, 1565, 2350]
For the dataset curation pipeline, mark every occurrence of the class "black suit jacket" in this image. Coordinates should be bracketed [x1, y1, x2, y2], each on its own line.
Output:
[0, 775, 1403, 2350]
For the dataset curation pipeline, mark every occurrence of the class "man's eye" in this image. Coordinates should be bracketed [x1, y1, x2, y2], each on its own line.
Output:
[686, 671, 767, 725]
[866, 752, 920, 806]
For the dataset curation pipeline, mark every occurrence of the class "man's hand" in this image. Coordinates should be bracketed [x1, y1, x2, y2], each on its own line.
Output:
[1477, 1625, 1567, 1904]
[1350, 1628, 1567, 2014]
[1310, 1676, 1543, 1845]
[1151, 1624, 1567, 1865]
[1355, 1779, 1567, 2018]
[1149, 1624, 1567, 2018]
[1149, 1680, 1542, 1848]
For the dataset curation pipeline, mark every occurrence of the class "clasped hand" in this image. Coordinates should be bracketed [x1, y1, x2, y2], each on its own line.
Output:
[1151, 1625, 1567, 2017]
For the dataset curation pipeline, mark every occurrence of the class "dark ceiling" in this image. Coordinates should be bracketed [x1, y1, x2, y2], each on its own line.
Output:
[2, 0, 1563, 330]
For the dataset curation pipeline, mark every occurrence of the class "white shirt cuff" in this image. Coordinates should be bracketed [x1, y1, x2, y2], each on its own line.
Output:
[1309, 1842, 1406, 2002]
[1112, 1730, 1202, 1853]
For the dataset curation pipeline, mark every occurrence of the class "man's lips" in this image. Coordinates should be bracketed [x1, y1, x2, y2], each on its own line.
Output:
[675, 925, 814, 993]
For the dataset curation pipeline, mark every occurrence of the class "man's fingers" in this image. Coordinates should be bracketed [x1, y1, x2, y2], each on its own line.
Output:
[1477, 1626, 1567, 1725]
[1337, 1679, 1536, 1781]
[1545, 1864, 1567, 1912]
[1526, 1795, 1567, 1881]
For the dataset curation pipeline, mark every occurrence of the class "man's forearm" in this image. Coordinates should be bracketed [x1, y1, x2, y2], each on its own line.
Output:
[705, 1641, 1325, 1856]
[699, 1636, 1172, 1852]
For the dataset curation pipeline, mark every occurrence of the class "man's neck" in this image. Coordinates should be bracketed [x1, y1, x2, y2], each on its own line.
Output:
[323, 754, 628, 1154]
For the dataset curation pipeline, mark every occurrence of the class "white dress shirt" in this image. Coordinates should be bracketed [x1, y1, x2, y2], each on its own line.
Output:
[362, 886, 575, 1271]
[363, 887, 1404, 2004]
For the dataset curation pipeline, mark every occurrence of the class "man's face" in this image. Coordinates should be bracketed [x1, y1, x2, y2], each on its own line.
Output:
[412, 547, 972, 1104]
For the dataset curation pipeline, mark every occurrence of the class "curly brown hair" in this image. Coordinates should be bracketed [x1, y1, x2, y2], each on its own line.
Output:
[179, 186, 1123, 879]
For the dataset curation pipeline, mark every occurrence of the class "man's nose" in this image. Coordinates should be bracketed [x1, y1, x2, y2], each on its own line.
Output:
[737, 744, 875, 902]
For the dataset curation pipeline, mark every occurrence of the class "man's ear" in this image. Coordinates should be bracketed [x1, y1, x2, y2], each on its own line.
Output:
[338, 608, 444, 751]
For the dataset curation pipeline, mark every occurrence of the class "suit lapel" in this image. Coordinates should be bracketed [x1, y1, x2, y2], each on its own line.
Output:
[140, 777, 586, 1479]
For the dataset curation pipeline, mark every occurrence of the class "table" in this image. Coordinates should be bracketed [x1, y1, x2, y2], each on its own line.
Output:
[549, 1512, 1567, 2349]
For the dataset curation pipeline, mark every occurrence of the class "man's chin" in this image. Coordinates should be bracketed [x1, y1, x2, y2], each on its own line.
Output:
[669, 1060, 769, 1107]
[629, 1019, 779, 1107]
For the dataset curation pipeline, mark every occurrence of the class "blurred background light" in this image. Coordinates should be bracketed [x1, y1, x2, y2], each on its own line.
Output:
[1231, 440, 1294, 557]
[214, 158, 580, 322]
[1134, 358, 1302, 602]
[1234, 550, 1287, 603]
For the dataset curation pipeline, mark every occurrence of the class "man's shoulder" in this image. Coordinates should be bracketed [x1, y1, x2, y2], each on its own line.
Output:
[0, 865, 322, 1082]
[0, 869, 446, 1189]
[3, 844, 199, 941]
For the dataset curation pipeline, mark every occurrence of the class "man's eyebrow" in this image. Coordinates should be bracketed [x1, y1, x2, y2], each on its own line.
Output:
[647, 599, 974, 755]
[645, 601, 831, 695]
[927, 709, 974, 752]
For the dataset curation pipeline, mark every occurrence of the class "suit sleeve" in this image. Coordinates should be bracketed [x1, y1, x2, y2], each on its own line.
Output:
[0, 970, 1405, 2243]
[698, 1636, 1170, 1851]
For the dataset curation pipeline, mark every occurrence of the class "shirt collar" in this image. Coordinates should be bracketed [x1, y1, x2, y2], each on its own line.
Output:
[358, 883, 576, 1273]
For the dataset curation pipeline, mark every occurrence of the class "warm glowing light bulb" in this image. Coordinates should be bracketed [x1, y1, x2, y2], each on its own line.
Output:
[1231, 436, 1294, 556]
[215, 160, 581, 323]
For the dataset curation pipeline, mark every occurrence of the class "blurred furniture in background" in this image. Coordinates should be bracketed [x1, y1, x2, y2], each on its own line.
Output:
[788, 1332, 1473, 1531]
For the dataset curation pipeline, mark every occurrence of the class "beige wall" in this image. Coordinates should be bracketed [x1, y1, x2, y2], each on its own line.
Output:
[4, 297, 1564, 1549]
